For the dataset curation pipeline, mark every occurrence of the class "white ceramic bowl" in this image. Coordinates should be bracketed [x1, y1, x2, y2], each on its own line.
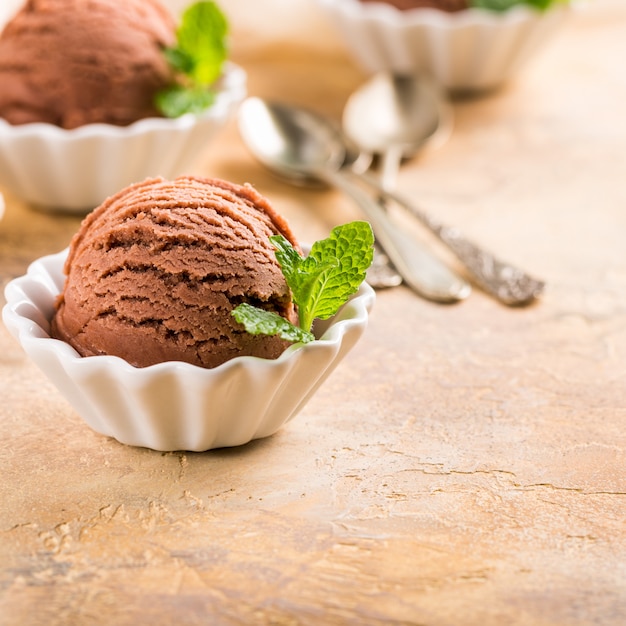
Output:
[315, 0, 570, 92]
[0, 62, 247, 213]
[2, 248, 375, 452]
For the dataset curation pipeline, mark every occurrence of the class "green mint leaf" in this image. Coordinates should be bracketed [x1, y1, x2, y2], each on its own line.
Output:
[232, 303, 315, 344]
[272, 242, 337, 332]
[270, 234, 305, 287]
[156, 2, 228, 118]
[271, 234, 337, 331]
[175, 1, 228, 86]
[522, 0, 562, 9]
[163, 47, 195, 75]
[470, 0, 564, 10]
[274, 221, 374, 332]
[155, 85, 216, 118]
[231, 221, 374, 347]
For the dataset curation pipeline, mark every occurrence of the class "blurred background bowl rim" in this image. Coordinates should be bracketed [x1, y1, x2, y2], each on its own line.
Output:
[316, 0, 570, 27]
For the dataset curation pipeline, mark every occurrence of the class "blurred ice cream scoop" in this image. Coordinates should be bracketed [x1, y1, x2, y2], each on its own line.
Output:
[0, 0, 177, 129]
[359, 0, 468, 10]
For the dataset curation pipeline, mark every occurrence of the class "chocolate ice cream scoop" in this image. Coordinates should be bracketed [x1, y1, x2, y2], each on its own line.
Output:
[51, 176, 300, 368]
[359, 0, 468, 11]
[0, 0, 177, 129]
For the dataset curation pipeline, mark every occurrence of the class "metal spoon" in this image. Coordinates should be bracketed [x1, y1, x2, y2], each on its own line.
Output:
[343, 73, 453, 193]
[233, 106, 400, 289]
[238, 97, 470, 303]
[341, 73, 544, 306]
[343, 73, 453, 289]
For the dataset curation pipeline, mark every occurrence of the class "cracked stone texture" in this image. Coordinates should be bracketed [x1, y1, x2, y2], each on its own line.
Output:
[1, 2, 626, 625]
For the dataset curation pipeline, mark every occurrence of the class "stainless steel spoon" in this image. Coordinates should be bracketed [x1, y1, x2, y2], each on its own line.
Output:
[341, 73, 544, 306]
[343, 73, 453, 193]
[238, 97, 470, 303]
[343, 73, 453, 289]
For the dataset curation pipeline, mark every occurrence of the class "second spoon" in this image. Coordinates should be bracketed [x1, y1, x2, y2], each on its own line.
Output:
[238, 97, 471, 303]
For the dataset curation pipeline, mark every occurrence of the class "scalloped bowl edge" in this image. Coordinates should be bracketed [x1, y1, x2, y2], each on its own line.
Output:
[0, 63, 247, 212]
[2, 248, 375, 451]
[315, 0, 570, 91]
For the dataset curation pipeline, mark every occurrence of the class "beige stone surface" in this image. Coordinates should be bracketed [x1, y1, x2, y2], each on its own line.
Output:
[1, 2, 626, 625]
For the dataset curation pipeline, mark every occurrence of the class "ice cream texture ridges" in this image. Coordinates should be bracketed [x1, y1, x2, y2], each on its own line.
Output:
[51, 176, 300, 368]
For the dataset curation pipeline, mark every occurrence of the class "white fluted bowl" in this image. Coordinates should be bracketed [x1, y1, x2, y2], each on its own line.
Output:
[316, 0, 570, 92]
[0, 63, 247, 213]
[2, 248, 375, 452]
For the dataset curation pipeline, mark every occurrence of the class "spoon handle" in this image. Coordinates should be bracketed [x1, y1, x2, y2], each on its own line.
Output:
[321, 168, 471, 303]
[379, 145, 404, 193]
[354, 172, 545, 306]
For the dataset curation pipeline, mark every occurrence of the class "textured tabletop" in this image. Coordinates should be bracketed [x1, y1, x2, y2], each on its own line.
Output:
[1, 2, 625, 625]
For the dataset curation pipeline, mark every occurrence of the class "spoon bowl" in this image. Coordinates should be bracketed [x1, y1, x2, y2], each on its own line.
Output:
[238, 98, 343, 187]
[343, 73, 451, 156]
[343, 73, 452, 188]
[238, 98, 372, 185]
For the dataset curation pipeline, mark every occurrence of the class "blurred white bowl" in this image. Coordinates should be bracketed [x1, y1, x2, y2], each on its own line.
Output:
[315, 0, 569, 92]
[3, 247, 375, 452]
[0, 62, 247, 213]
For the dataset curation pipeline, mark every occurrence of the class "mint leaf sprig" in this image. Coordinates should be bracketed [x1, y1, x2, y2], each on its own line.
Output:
[232, 221, 375, 345]
[470, 0, 569, 11]
[156, 1, 228, 118]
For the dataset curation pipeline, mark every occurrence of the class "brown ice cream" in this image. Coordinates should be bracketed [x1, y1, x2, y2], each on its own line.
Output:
[51, 176, 300, 369]
[359, 0, 468, 11]
[0, 0, 176, 129]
